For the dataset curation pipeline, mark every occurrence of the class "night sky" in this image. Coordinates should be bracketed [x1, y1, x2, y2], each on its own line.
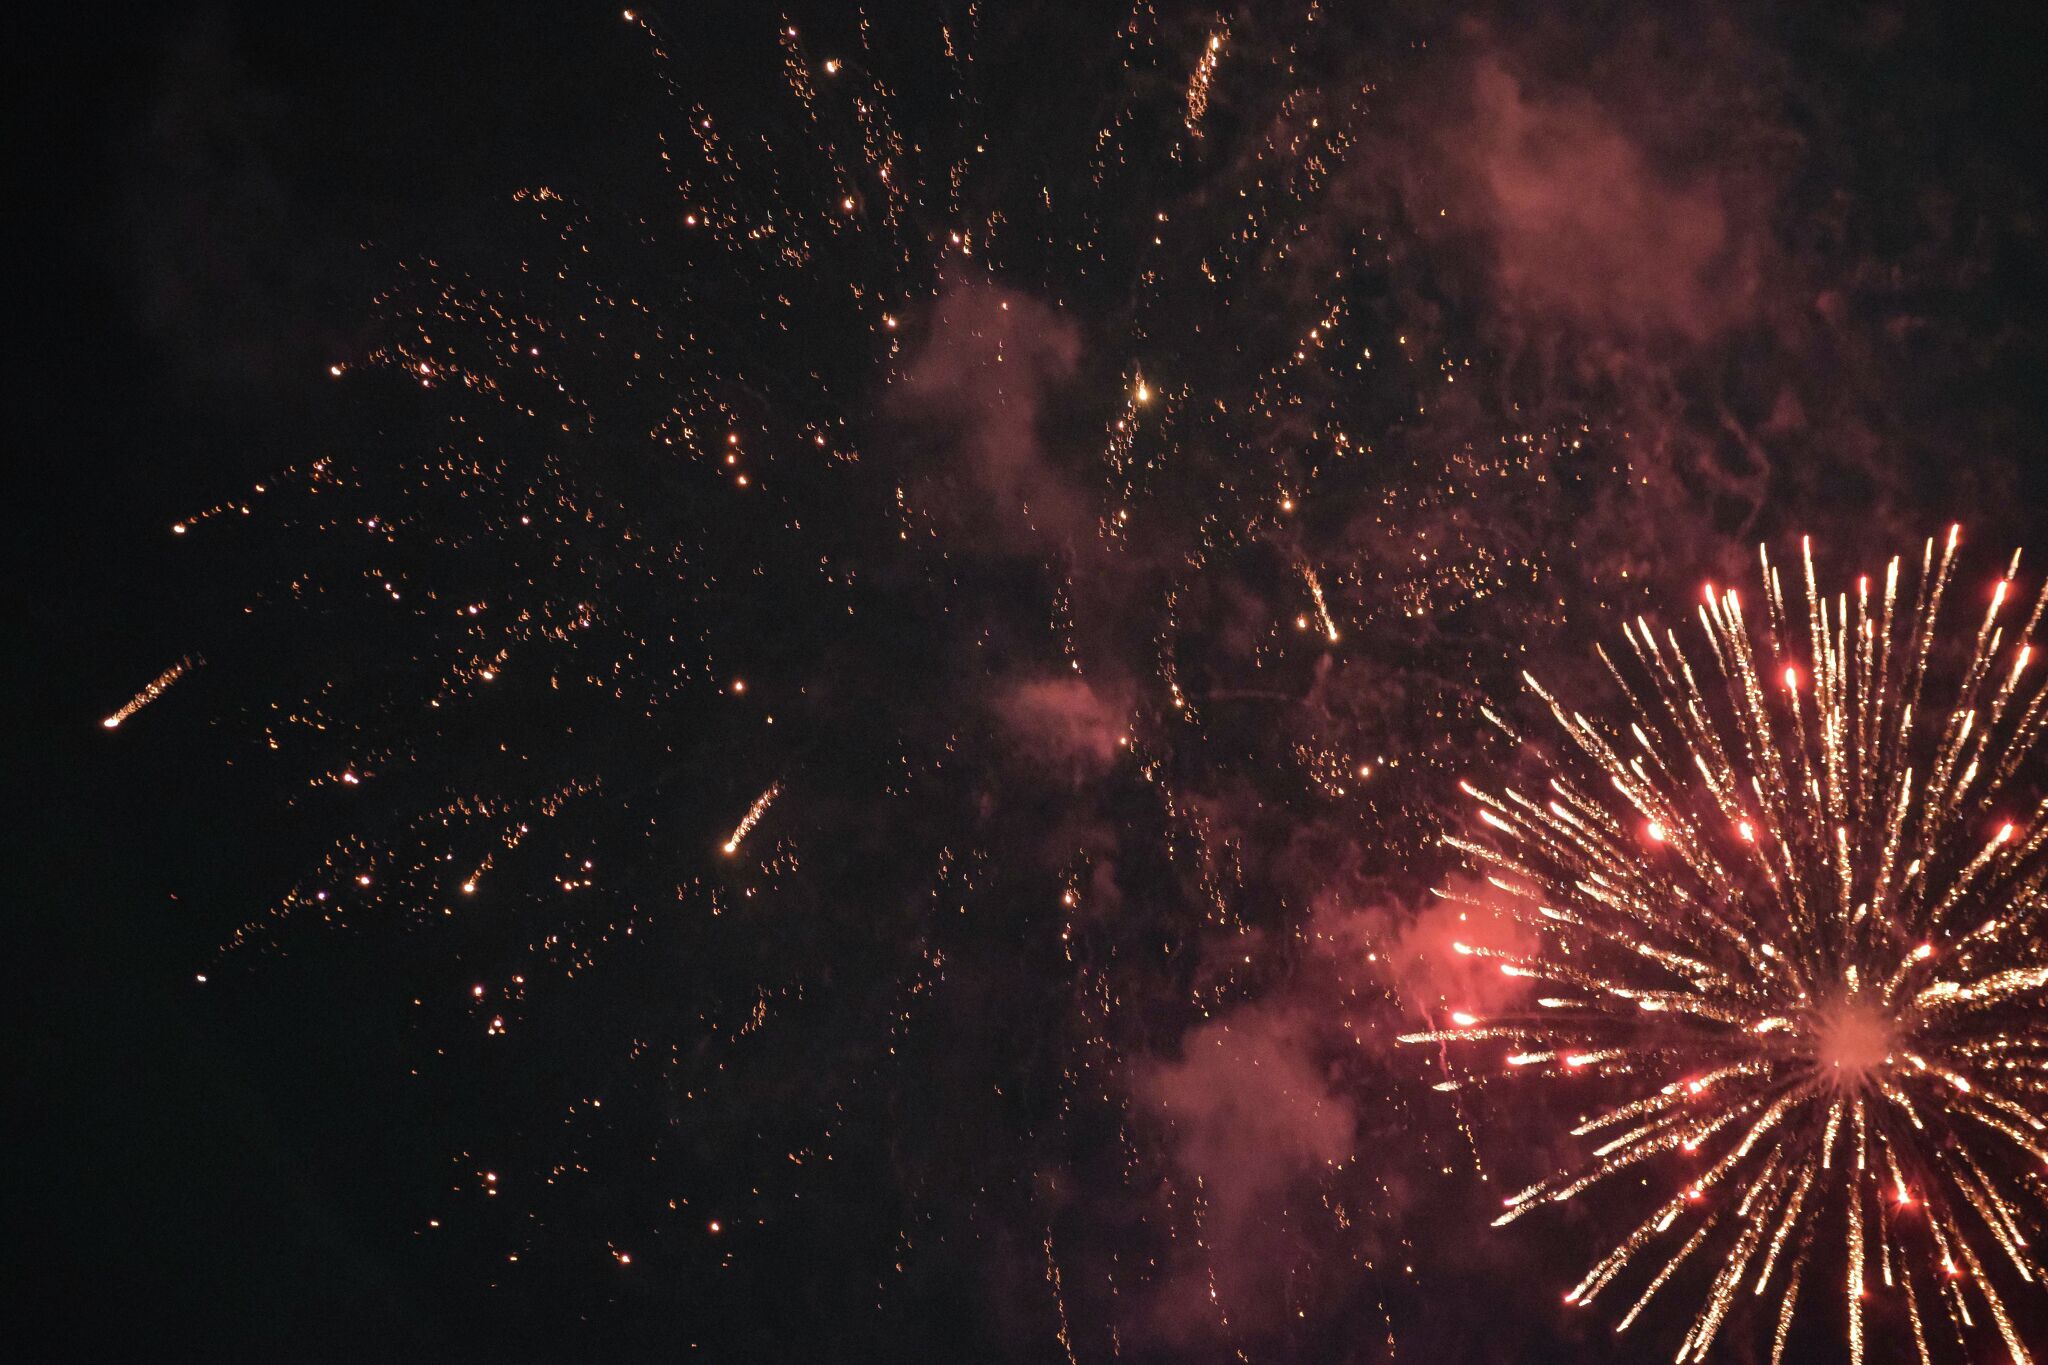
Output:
[17, 3, 2048, 1362]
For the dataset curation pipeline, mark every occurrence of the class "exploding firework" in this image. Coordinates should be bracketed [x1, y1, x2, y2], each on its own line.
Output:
[1405, 528, 2047, 1363]
[115, 1, 2048, 1356]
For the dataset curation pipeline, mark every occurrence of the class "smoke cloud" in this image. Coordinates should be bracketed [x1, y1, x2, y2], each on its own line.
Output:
[892, 283, 1091, 552]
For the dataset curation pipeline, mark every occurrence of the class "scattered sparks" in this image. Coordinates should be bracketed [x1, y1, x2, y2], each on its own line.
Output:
[130, 6, 2033, 1357]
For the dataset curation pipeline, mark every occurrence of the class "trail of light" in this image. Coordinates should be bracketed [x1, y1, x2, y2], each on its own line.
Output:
[102, 655, 199, 730]
[1184, 25, 1227, 138]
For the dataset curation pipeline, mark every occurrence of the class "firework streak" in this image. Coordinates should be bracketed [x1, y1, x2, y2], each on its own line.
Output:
[1404, 529, 2045, 1364]
[102, 655, 199, 729]
[723, 782, 782, 856]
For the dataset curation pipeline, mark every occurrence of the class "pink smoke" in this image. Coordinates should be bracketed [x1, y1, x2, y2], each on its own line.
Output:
[1453, 51, 1770, 342]
[1130, 1004, 1356, 1342]
[991, 675, 1131, 777]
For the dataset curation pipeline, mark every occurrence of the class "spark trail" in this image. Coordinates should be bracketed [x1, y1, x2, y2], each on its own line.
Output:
[722, 782, 782, 856]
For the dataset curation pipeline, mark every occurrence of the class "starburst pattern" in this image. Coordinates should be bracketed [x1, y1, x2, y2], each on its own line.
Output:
[1406, 529, 2047, 1363]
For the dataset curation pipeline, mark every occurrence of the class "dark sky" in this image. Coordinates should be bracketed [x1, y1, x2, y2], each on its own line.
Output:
[16, 3, 2048, 1362]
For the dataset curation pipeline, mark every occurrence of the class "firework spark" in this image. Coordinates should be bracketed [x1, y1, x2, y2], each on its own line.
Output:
[1404, 529, 2046, 1364]
[1302, 562, 1342, 643]
[176, 14, 1562, 1339]
[131, 3, 2045, 1355]
[101, 655, 199, 730]
[723, 781, 782, 856]
[1184, 25, 1227, 138]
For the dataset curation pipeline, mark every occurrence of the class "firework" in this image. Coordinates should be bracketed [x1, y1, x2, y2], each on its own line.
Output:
[148, 5, 1592, 1343]
[722, 781, 782, 855]
[124, 1, 2044, 1355]
[1404, 528, 2047, 1363]
[101, 655, 199, 729]
[1302, 561, 1343, 643]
